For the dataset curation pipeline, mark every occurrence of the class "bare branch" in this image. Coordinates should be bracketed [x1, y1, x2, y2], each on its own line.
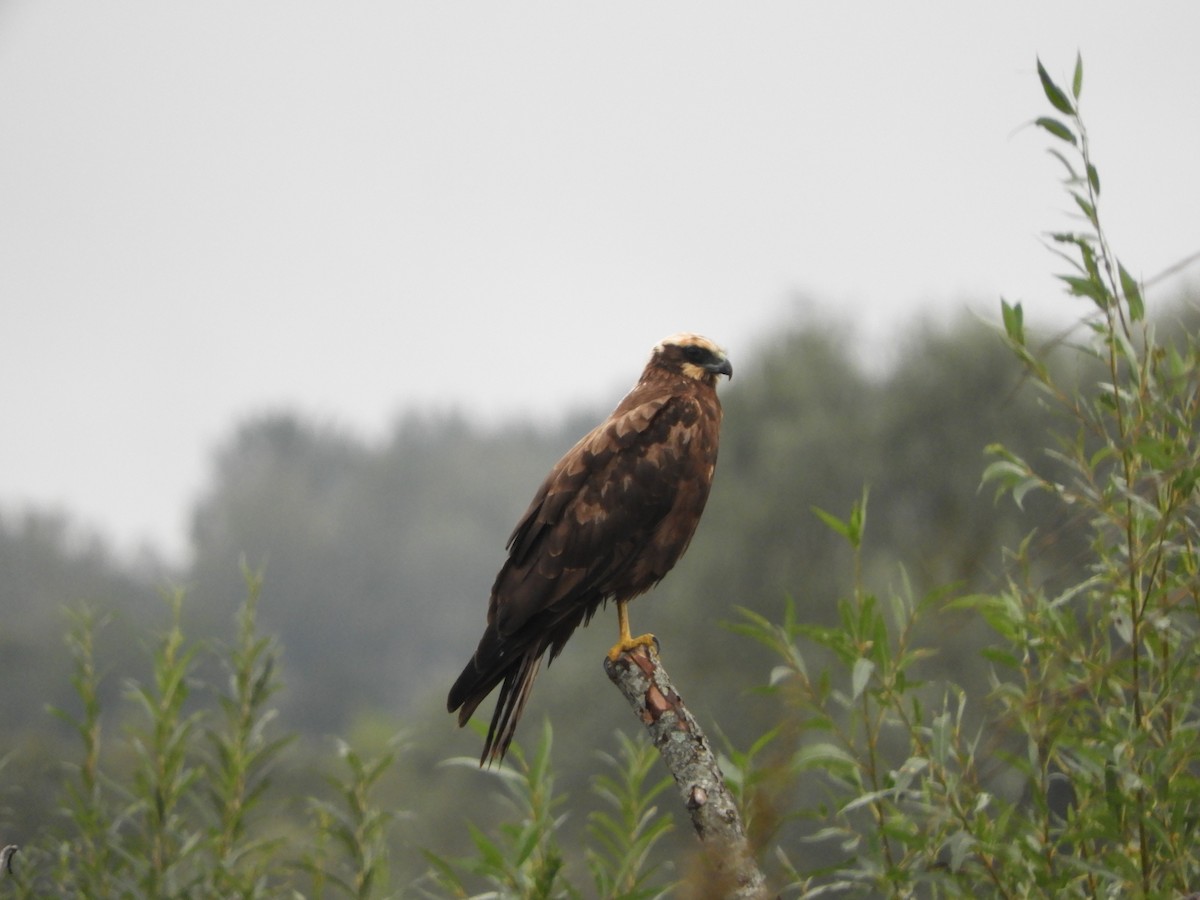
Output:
[604, 645, 775, 900]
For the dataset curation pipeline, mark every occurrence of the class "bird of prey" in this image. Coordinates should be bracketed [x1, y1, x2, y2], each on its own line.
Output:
[447, 332, 732, 765]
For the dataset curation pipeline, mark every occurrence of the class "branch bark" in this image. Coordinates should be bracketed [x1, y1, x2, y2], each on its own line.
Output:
[604, 644, 774, 900]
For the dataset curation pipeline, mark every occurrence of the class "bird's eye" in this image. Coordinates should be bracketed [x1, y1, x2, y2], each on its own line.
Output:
[682, 346, 707, 364]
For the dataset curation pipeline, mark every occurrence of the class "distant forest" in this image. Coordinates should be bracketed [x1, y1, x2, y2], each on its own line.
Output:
[2, 301, 1196, 884]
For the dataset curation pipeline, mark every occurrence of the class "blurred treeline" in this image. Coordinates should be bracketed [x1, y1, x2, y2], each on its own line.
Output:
[1, 305, 1192, 880]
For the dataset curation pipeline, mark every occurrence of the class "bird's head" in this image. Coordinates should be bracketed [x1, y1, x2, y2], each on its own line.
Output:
[650, 333, 733, 386]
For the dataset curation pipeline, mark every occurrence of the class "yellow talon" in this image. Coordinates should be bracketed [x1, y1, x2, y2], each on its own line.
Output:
[607, 600, 658, 661]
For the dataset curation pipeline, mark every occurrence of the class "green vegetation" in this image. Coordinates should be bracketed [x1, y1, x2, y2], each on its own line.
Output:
[728, 55, 1200, 894]
[2, 55, 1198, 896]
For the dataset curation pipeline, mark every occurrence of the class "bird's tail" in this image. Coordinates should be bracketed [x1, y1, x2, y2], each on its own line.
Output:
[447, 643, 544, 766]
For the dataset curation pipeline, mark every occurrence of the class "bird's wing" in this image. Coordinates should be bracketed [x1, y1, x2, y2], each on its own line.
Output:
[488, 391, 691, 638]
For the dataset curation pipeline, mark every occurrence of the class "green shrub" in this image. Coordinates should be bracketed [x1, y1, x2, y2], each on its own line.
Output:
[732, 54, 1200, 897]
[9, 571, 396, 899]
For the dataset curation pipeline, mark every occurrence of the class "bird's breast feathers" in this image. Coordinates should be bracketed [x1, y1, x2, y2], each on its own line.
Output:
[493, 390, 718, 619]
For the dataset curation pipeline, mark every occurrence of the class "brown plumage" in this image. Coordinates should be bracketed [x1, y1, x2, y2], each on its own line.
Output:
[447, 333, 732, 765]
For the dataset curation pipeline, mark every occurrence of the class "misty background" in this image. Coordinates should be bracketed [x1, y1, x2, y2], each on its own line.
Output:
[1, 1, 1199, 886]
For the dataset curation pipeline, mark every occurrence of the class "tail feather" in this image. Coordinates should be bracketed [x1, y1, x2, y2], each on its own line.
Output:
[447, 657, 492, 724]
[481, 651, 542, 765]
[447, 638, 545, 766]
[447, 601, 593, 765]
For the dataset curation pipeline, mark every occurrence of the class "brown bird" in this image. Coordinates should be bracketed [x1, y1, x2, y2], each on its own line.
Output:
[447, 332, 732, 765]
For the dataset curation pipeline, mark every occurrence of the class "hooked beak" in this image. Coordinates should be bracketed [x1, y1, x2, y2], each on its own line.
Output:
[706, 356, 733, 380]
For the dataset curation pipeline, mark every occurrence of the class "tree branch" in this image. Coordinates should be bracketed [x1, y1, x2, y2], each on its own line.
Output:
[604, 644, 774, 900]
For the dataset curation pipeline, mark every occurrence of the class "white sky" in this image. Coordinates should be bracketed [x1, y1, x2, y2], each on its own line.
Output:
[1, 2, 1198, 563]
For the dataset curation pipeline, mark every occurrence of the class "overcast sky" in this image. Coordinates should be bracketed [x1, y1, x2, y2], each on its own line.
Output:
[2, 2, 1198, 563]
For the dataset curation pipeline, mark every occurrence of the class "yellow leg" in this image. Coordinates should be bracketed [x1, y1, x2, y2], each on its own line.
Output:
[606, 600, 657, 661]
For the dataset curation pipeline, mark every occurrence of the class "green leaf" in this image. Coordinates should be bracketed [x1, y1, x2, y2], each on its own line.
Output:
[794, 742, 858, 771]
[768, 665, 794, 687]
[1118, 261, 1145, 321]
[981, 645, 1020, 669]
[851, 657, 874, 701]
[1072, 191, 1097, 224]
[947, 829, 976, 873]
[1111, 610, 1133, 645]
[811, 505, 851, 542]
[980, 458, 1026, 488]
[1037, 57, 1075, 116]
[1035, 116, 1077, 145]
[1056, 274, 1111, 308]
[847, 487, 868, 549]
[1000, 299, 1025, 345]
[1087, 162, 1101, 195]
[1046, 148, 1080, 181]
[747, 723, 782, 759]
[1078, 239, 1100, 280]
[1072, 52, 1084, 99]
[1012, 475, 1044, 511]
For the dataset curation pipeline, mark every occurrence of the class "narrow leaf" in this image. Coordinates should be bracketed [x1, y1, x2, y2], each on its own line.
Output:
[769, 665, 794, 687]
[1072, 52, 1084, 99]
[1118, 262, 1145, 322]
[1035, 117, 1077, 145]
[1112, 610, 1133, 645]
[981, 458, 1026, 488]
[1046, 148, 1079, 181]
[1072, 192, 1096, 224]
[1000, 299, 1024, 345]
[1012, 476, 1044, 511]
[851, 657, 874, 701]
[1037, 57, 1075, 115]
[1056, 274, 1111, 308]
[794, 742, 858, 770]
[847, 489, 868, 549]
[811, 505, 851, 541]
